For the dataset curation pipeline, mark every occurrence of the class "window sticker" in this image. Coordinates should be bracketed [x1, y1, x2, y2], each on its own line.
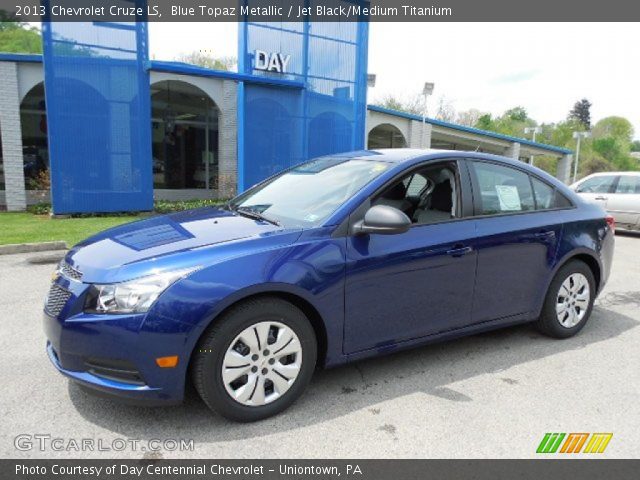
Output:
[495, 185, 521, 211]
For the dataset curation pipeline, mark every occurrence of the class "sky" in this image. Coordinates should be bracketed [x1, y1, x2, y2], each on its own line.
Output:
[146, 22, 637, 140]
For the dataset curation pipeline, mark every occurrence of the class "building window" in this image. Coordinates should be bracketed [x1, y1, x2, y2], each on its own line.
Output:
[368, 124, 407, 149]
[20, 83, 49, 190]
[151, 80, 219, 190]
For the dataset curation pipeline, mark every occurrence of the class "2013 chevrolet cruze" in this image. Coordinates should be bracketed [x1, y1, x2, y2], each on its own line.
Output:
[44, 149, 614, 421]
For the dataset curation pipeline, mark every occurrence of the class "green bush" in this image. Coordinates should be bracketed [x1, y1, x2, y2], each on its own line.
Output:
[25, 199, 229, 217]
[26, 202, 51, 215]
[153, 198, 228, 214]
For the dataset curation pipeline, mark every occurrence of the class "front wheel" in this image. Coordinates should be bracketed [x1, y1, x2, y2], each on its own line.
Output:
[535, 260, 596, 339]
[191, 297, 317, 422]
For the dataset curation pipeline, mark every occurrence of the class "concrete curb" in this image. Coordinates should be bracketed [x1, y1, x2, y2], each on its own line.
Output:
[0, 241, 67, 255]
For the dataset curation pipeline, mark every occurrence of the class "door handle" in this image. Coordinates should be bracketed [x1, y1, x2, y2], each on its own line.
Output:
[446, 245, 473, 257]
[594, 196, 608, 201]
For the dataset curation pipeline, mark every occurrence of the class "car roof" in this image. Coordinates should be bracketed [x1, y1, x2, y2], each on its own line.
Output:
[343, 148, 456, 163]
[334, 148, 532, 168]
[336, 148, 573, 191]
[582, 171, 640, 177]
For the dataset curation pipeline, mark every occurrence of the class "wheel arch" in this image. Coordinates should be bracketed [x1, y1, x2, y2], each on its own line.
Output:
[186, 286, 330, 375]
[552, 248, 603, 293]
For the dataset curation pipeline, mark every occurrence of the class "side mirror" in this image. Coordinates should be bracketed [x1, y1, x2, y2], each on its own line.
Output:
[352, 205, 411, 236]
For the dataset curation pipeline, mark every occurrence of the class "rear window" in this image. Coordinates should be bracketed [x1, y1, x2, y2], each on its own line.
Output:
[615, 176, 640, 194]
[472, 162, 535, 214]
[531, 177, 572, 210]
[471, 161, 572, 215]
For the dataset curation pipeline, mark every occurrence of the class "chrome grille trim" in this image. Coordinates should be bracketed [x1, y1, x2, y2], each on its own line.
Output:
[60, 261, 82, 281]
[45, 284, 72, 317]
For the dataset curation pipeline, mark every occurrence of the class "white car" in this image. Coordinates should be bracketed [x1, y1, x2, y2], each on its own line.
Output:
[572, 172, 640, 231]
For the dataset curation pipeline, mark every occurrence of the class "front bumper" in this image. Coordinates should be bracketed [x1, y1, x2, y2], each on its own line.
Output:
[43, 278, 188, 406]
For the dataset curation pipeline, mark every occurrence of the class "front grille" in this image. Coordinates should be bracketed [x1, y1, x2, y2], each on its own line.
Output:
[60, 261, 82, 281]
[84, 357, 145, 385]
[45, 284, 72, 317]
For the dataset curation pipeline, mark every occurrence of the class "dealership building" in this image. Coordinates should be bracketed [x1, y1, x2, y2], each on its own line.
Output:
[0, 20, 573, 213]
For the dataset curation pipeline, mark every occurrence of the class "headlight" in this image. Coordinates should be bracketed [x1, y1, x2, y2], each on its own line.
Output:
[84, 267, 199, 314]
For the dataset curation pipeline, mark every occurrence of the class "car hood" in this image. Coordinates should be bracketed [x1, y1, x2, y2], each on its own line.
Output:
[64, 208, 302, 284]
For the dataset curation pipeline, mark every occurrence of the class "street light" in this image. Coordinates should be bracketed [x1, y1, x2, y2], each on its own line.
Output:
[422, 82, 435, 148]
[572, 131, 591, 183]
[524, 126, 542, 165]
[367, 74, 377, 88]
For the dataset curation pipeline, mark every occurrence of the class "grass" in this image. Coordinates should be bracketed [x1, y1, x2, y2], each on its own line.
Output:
[0, 213, 141, 247]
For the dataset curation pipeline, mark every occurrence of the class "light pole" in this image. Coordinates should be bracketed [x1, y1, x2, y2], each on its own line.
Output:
[524, 126, 542, 165]
[366, 74, 376, 148]
[367, 74, 377, 88]
[572, 131, 590, 183]
[422, 82, 435, 148]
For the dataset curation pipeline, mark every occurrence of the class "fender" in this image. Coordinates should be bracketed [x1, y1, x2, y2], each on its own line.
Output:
[182, 281, 340, 369]
[142, 234, 347, 377]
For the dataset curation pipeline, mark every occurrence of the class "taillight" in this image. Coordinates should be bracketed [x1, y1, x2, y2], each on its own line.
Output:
[605, 215, 615, 233]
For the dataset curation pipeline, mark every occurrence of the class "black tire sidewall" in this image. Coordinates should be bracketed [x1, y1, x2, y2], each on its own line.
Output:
[540, 261, 596, 338]
[193, 298, 317, 422]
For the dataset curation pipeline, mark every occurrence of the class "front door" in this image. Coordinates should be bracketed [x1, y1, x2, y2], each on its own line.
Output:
[574, 174, 618, 210]
[343, 161, 477, 354]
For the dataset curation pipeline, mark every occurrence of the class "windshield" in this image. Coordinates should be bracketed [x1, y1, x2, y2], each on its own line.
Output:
[229, 157, 391, 228]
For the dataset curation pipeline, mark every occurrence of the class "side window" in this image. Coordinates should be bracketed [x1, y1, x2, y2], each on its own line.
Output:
[406, 173, 428, 197]
[615, 176, 640, 194]
[471, 162, 535, 215]
[373, 163, 459, 225]
[531, 177, 572, 210]
[575, 175, 616, 193]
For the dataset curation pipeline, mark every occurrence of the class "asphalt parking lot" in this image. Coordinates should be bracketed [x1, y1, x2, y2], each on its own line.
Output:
[1, 234, 639, 459]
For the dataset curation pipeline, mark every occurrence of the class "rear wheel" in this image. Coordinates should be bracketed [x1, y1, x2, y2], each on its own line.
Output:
[191, 297, 317, 422]
[535, 260, 596, 338]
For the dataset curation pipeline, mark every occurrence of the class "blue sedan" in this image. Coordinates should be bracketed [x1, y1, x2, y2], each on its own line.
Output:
[44, 149, 614, 421]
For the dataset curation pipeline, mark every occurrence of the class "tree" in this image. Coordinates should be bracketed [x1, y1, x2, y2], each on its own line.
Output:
[590, 116, 635, 171]
[434, 95, 456, 122]
[473, 106, 535, 137]
[375, 94, 423, 116]
[175, 51, 236, 71]
[456, 109, 484, 127]
[592, 116, 634, 143]
[568, 98, 592, 128]
[505, 106, 528, 123]
[0, 17, 41, 54]
[631, 140, 640, 152]
[475, 114, 494, 131]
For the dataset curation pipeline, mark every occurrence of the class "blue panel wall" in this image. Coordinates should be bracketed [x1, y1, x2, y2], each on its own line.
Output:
[238, 2, 369, 191]
[42, 7, 152, 213]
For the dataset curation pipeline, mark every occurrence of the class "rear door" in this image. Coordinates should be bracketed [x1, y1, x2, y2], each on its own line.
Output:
[467, 160, 568, 322]
[606, 175, 640, 227]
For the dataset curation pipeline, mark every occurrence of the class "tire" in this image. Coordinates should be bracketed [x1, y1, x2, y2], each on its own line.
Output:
[191, 297, 317, 422]
[535, 260, 596, 339]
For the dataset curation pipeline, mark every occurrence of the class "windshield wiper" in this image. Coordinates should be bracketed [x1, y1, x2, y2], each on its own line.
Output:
[234, 207, 281, 226]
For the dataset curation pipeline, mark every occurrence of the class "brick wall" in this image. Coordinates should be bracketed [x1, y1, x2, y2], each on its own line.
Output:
[218, 80, 238, 199]
[0, 62, 26, 211]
